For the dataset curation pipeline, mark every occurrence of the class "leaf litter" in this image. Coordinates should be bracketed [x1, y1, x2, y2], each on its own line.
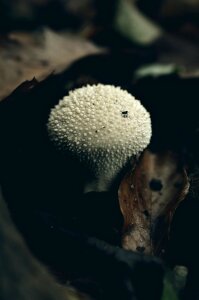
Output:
[118, 150, 189, 256]
[0, 29, 103, 100]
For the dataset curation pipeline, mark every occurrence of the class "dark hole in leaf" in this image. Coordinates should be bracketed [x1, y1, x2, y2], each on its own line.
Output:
[136, 246, 145, 253]
[149, 179, 163, 191]
[143, 210, 150, 218]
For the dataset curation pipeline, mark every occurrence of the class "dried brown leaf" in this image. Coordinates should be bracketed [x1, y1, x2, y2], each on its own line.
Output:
[118, 150, 189, 256]
[0, 29, 103, 100]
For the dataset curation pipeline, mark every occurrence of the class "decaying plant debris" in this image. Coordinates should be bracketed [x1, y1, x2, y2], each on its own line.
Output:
[1, 57, 199, 300]
[119, 150, 189, 255]
[0, 76, 165, 300]
[0, 29, 103, 100]
[1, 1, 199, 300]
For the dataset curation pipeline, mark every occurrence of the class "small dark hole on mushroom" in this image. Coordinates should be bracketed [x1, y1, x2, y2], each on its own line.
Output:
[136, 246, 145, 253]
[121, 111, 128, 118]
[149, 179, 163, 191]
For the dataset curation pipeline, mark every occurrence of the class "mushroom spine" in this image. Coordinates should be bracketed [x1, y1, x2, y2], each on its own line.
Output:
[47, 84, 152, 192]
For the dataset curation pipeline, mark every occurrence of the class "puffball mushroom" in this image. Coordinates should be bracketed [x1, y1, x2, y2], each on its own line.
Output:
[47, 84, 152, 192]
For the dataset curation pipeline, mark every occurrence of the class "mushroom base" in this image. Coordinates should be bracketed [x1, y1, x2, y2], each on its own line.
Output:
[83, 156, 138, 193]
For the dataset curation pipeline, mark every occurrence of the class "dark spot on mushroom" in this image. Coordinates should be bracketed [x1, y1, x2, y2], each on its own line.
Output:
[149, 179, 163, 191]
[143, 210, 150, 218]
[95, 130, 98, 133]
[136, 246, 145, 253]
[121, 111, 128, 118]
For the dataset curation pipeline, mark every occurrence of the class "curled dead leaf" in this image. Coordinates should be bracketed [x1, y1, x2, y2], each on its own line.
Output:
[118, 150, 189, 256]
[0, 29, 103, 100]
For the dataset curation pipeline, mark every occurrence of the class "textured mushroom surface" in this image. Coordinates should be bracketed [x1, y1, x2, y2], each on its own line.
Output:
[47, 84, 151, 191]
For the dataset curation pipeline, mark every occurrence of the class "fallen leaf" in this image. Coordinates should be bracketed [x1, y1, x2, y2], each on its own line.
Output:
[134, 63, 179, 80]
[118, 150, 189, 255]
[0, 29, 103, 100]
[113, 0, 162, 45]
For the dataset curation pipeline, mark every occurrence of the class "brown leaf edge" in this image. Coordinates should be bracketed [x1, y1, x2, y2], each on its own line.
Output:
[118, 150, 190, 256]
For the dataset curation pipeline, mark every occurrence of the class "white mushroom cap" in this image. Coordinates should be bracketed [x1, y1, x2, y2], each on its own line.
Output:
[47, 84, 152, 192]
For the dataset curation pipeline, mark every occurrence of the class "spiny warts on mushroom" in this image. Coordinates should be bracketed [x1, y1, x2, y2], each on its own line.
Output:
[47, 84, 152, 192]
